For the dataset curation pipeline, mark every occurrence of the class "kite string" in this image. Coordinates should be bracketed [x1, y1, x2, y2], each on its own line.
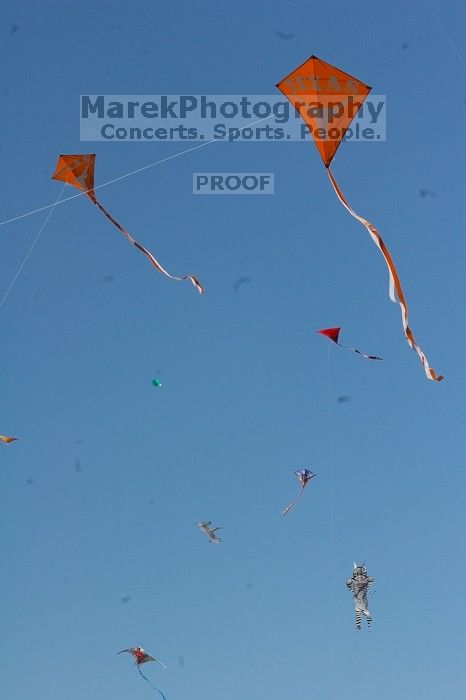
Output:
[224, 513, 294, 700]
[0, 141, 217, 227]
[0, 183, 67, 309]
[137, 666, 168, 700]
[0, 114, 272, 229]
[327, 345, 336, 700]
[424, 0, 466, 68]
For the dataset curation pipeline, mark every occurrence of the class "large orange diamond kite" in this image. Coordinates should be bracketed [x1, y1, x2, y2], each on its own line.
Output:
[276, 55, 443, 381]
[277, 54, 371, 167]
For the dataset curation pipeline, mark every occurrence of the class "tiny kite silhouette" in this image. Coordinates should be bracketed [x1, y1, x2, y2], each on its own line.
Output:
[419, 188, 436, 199]
[276, 30, 295, 40]
[152, 378, 162, 387]
[52, 155, 204, 294]
[197, 520, 222, 543]
[317, 327, 383, 361]
[282, 468, 316, 516]
[118, 646, 167, 698]
[0, 435, 17, 444]
[277, 55, 443, 381]
[233, 275, 251, 292]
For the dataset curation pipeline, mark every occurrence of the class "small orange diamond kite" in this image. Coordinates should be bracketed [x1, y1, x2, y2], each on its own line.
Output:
[52, 155, 204, 294]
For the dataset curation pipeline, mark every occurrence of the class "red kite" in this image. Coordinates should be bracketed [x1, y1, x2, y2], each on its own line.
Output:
[317, 327, 382, 361]
[282, 468, 316, 516]
[0, 435, 17, 444]
[118, 647, 167, 697]
[52, 155, 204, 294]
[277, 56, 443, 381]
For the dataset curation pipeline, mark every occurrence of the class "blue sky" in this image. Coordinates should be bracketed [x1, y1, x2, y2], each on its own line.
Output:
[1, 1, 465, 698]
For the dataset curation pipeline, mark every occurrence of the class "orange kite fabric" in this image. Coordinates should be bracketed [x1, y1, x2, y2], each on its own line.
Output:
[0, 435, 17, 444]
[52, 155, 204, 294]
[277, 56, 443, 382]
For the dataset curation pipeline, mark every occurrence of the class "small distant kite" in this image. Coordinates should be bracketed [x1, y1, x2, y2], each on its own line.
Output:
[52, 155, 204, 294]
[277, 56, 443, 381]
[276, 30, 295, 40]
[0, 435, 17, 444]
[197, 521, 222, 543]
[152, 378, 162, 387]
[346, 562, 374, 631]
[282, 468, 316, 516]
[233, 275, 251, 293]
[317, 327, 383, 361]
[419, 188, 436, 199]
[118, 646, 167, 698]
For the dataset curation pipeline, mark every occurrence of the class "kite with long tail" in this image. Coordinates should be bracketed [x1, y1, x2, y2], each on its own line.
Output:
[282, 468, 316, 516]
[118, 646, 167, 698]
[52, 155, 204, 294]
[277, 56, 443, 381]
[317, 327, 382, 361]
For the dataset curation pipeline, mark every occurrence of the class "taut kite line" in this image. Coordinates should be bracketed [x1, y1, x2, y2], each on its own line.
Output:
[277, 56, 443, 381]
[52, 155, 204, 294]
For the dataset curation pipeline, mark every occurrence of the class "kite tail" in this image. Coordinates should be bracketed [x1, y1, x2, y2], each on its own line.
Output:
[137, 666, 168, 700]
[326, 167, 443, 381]
[89, 195, 204, 294]
[282, 487, 304, 516]
[337, 343, 383, 361]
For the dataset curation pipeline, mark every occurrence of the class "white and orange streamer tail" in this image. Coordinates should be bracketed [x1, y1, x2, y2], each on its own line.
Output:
[91, 195, 204, 294]
[326, 168, 443, 382]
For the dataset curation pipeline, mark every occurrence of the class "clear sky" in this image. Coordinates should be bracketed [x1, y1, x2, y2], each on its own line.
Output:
[1, 1, 465, 699]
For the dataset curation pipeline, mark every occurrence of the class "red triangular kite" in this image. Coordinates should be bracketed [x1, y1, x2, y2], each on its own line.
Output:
[317, 327, 382, 361]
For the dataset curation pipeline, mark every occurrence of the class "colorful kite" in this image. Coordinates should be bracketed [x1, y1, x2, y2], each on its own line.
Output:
[346, 562, 374, 631]
[317, 327, 382, 361]
[152, 378, 163, 387]
[0, 435, 17, 444]
[282, 468, 316, 516]
[197, 520, 222, 543]
[118, 646, 167, 698]
[277, 56, 443, 381]
[52, 155, 204, 294]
